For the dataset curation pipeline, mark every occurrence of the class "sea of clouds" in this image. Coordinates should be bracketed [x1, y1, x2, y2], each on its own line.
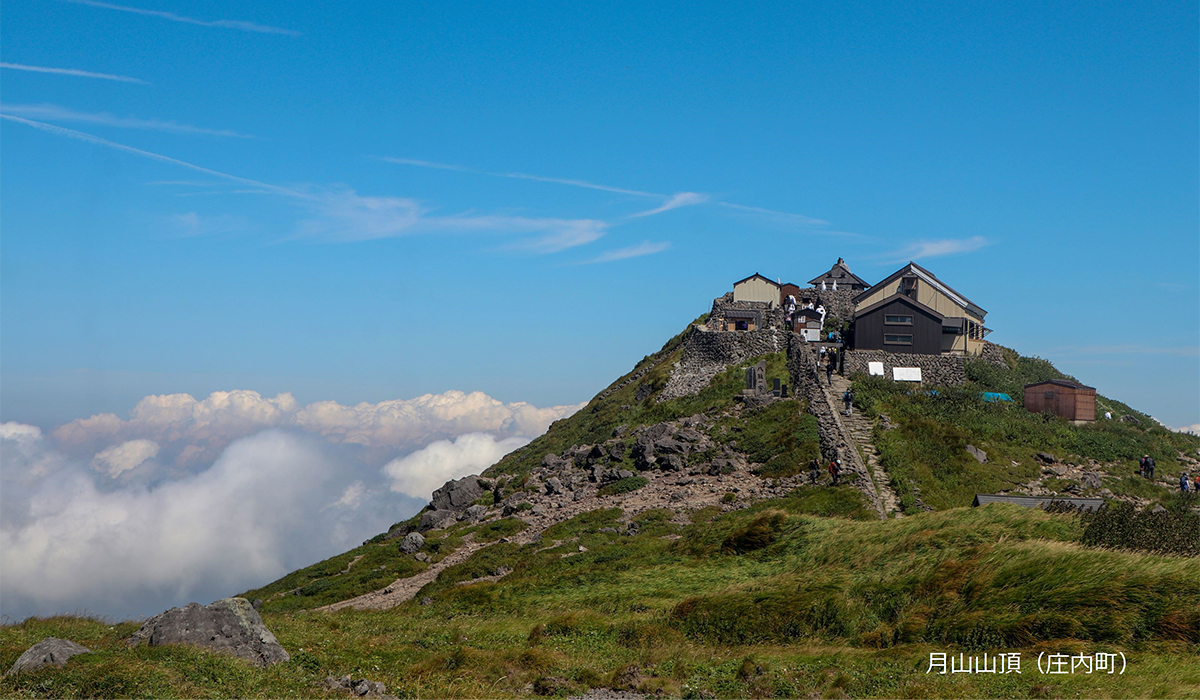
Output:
[0, 389, 582, 622]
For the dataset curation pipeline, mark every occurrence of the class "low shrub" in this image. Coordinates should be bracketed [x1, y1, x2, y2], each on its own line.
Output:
[598, 476, 648, 497]
[721, 512, 785, 554]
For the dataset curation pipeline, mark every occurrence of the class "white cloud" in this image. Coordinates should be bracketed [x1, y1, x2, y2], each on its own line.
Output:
[2, 117, 609, 251]
[629, 192, 709, 218]
[382, 433, 529, 500]
[327, 480, 368, 510]
[0, 103, 253, 138]
[52, 389, 582, 466]
[582, 241, 671, 264]
[381, 157, 659, 197]
[0, 62, 146, 84]
[886, 236, 990, 262]
[1176, 424, 1200, 436]
[91, 439, 159, 478]
[0, 430, 374, 621]
[66, 0, 300, 35]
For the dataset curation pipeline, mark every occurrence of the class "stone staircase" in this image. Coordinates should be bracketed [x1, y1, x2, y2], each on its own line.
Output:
[827, 373, 902, 517]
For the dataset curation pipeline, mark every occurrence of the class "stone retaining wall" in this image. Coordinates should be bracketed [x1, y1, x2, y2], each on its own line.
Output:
[658, 327, 788, 401]
[844, 350, 966, 386]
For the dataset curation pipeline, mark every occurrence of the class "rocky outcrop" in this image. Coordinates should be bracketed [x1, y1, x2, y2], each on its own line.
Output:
[431, 476, 484, 512]
[324, 674, 392, 698]
[418, 509, 456, 532]
[127, 597, 289, 667]
[6, 638, 90, 676]
[398, 531, 424, 554]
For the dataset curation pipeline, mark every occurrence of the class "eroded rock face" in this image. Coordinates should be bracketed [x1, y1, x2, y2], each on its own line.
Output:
[430, 476, 484, 511]
[127, 597, 289, 667]
[418, 509, 456, 532]
[6, 638, 90, 676]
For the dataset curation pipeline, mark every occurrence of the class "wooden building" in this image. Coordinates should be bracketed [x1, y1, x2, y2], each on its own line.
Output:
[809, 258, 871, 291]
[852, 294, 944, 354]
[792, 307, 824, 341]
[1024, 380, 1096, 423]
[852, 262, 990, 355]
[732, 273, 781, 306]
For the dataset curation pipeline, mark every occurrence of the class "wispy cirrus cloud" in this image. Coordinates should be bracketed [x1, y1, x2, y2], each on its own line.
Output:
[0, 62, 146, 84]
[628, 192, 709, 218]
[380, 157, 657, 197]
[884, 236, 990, 263]
[580, 241, 671, 264]
[2, 115, 606, 252]
[66, 0, 299, 35]
[0, 103, 253, 138]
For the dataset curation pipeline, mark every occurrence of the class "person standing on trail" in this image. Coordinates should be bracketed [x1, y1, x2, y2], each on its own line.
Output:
[1139, 455, 1148, 478]
[843, 388, 854, 415]
[808, 458, 821, 484]
[825, 359, 834, 386]
[1146, 455, 1155, 480]
[1180, 472, 1191, 493]
[829, 457, 841, 486]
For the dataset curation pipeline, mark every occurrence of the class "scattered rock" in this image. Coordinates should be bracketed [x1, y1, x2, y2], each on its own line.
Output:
[324, 675, 390, 698]
[617, 469, 636, 480]
[462, 504, 487, 522]
[1119, 415, 1140, 425]
[578, 545, 588, 553]
[127, 597, 289, 667]
[1151, 504, 1167, 514]
[660, 454, 685, 472]
[966, 445, 988, 463]
[1036, 451, 1057, 464]
[419, 597, 434, 606]
[251, 598, 263, 611]
[398, 531, 425, 554]
[611, 664, 644, 691]
[414, 552, 431, 563]
[654, 439, 689, 455]
[494, 565, 513, 576]
[531, 505, 548, 516]
[430, 476, 483, 512]
[6, 638, 90, 676]
[545, 477, 565, 495]
[634, 383, 652, 401]
[418, 509, 456, 532]
[1081, 472, 1102, 490]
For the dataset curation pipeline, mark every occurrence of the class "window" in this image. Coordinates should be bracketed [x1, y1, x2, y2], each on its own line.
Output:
[884, 314, 913, 325]
[734, 320, 749, 331]
[884, 334, 913, 345]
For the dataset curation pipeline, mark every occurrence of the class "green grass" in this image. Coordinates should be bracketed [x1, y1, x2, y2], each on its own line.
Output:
[712, 399, 820, 478]
[5, 503, 1198, 699]
[849, 347, 1200, 513]
[598, 476, 649, 497]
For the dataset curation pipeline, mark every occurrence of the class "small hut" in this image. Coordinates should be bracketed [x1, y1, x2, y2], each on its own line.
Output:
[1024, 379, 1096, 423]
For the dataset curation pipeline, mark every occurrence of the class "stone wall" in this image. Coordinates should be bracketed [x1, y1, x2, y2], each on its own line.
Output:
[977, 341, 1009, 368]
[705, 294, 784, 331]
[794, 288, 857, 326]
[658, 327, 788, 401]
[844, 350, 966, 386]
[786, 333, 885, 519]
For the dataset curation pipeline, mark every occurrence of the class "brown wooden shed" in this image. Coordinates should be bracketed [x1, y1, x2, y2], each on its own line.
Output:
[1024, 380, 1096, 423]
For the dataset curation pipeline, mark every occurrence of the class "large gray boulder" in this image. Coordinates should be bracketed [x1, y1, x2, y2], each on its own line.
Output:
[430, 476, 483, 511]
[418, 508, 456, 532]
[6, 638, 90, 676]
[127, 597, 289, 667]
[398, 531, 424, 554]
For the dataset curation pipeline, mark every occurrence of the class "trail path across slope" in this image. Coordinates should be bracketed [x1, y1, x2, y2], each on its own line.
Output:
[829, 374, 901, 517]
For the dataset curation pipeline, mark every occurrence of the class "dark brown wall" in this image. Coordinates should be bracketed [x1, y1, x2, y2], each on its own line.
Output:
[780, 283, 801, 304]
[1024, 383, 1096, 421]
[853, 298, 942, 354]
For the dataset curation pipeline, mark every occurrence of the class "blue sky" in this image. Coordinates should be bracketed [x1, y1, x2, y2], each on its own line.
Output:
[2, 0, 1198, 428]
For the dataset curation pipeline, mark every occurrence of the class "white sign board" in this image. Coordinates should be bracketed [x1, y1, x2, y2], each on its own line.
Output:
[868, 361, 885, 376]
[893, 367, 922, 382]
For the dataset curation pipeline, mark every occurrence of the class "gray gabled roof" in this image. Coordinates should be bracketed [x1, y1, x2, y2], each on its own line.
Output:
[808, 259, 871, 288]
[1024, 379, 1095, 392]
[855, 262, 986, 318]
[733, 273, 781, 288]
[973, 494, 1103, 511]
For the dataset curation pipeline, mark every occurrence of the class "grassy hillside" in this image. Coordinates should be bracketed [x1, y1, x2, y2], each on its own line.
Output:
[851, 346, 1200, 513]
[3, 504, 1197, 699]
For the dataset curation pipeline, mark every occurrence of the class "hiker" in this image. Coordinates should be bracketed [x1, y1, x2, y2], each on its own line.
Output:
[825, 360, 834, 385]
[843, 388, 854, 415]
[808, 458, 821, 484]
[1180, 472, 1190, 493]
[1104, 411, 1112, 420]
[1194, 472, 1199, 493]
[829, 457, 841, 486]
[1146, 455, 1155, 480]
[1139, 455, 1148, 478]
